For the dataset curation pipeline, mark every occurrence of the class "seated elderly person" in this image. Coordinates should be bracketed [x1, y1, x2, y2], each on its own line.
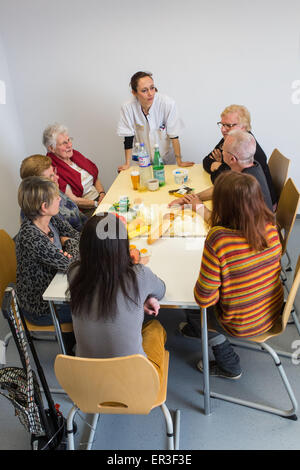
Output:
[170, 130, 273, 215]
[43, 123, 106, 217]
[20, 154, 87, 231]
[16, 176, 80, 354]
[202, 104, 276, 206]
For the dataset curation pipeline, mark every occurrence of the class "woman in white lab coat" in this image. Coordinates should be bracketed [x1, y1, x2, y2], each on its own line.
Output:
[117, 71, 194, 171]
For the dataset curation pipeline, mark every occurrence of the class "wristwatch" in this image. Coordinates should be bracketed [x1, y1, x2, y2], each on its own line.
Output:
[94, 201, 98, 208]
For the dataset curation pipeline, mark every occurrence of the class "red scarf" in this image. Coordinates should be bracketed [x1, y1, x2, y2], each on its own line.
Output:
[47, 149, 99, 197]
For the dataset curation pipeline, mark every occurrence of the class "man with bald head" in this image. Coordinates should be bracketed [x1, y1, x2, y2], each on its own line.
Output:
[169, 129, 273, 214]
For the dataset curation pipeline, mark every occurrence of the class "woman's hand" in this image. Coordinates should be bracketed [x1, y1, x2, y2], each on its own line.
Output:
[144, 296, 160, 316]
[59, 249, 72, 259]
[118, 163, 130, 172]
[210, 148, 222, 162]
[168, 197, 185, 208]
[177, 160, 194, 167]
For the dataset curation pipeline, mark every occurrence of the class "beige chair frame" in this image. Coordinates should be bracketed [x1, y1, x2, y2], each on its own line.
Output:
[55, 352, 180, 450]
[200, 255, 300, 420]
[268, 148, 290, 204]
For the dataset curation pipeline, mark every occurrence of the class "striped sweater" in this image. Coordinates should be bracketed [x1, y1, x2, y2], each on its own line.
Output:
[194, 224, 284, 337]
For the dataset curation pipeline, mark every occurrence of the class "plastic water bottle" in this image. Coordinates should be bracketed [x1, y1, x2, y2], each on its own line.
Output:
[138, 143, 152, 191]
[153, 144, 165, 186]
[132, 142, 140, 163]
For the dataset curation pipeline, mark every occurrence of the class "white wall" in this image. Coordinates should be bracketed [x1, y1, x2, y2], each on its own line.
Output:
[0, 0, 300, 235]
[0, 33, 26, 236]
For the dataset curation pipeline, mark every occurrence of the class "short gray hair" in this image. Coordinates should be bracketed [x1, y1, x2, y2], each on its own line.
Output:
[18, 176, 59, 220]
[225, 129, 256, 165]
[42, 123, 68, 150]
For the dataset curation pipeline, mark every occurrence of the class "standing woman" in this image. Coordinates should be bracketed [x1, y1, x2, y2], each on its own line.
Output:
[117, 71, 194, 171]
[67, 213, 167, 385]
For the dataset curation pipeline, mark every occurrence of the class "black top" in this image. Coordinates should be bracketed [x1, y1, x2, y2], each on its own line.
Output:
[202, 134, 277, 204]
[242, 162, 273, 212]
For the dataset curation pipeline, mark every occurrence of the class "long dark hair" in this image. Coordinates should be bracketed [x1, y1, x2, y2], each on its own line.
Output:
[68, 213, 139, 319]
[211, 171, 275, 252]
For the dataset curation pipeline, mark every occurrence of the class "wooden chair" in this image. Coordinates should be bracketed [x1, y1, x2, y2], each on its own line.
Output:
[268, 148, 290, 203]
[0, 229, 72, 358]
[54, 352, 180, 450]
[201, 255, 300, 420]
[275, 178, 300, 273]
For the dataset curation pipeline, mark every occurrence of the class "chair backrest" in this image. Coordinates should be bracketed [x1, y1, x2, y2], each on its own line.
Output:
[268, 149, 290, 202]
[281, 255, 300, 330]
[54, 354, 161, 415]
[276, 178, 300, 255]
[0, 229, 17, 304]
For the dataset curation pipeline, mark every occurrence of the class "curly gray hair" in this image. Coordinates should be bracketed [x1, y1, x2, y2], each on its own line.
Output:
[42, 123, 69, 150]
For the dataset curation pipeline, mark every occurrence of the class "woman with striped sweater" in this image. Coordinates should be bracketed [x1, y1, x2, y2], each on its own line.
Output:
[181, 171, 283, 379]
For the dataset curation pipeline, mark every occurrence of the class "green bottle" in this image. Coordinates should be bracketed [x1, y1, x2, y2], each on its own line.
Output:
[153, 144, 165, 186]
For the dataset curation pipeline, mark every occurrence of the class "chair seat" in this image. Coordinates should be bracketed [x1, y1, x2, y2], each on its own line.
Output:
[25, 319, 73, 333]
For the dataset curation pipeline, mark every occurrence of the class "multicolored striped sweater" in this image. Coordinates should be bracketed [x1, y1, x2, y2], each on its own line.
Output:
[194, 224, 284, 337]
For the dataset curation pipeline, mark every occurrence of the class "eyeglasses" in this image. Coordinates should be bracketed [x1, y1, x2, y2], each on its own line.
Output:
[217, 122, 238, 130]
[57, 136, 73, 147]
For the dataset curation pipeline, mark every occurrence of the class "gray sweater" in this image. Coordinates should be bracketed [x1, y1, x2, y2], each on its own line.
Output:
[69, 264, 166, 358]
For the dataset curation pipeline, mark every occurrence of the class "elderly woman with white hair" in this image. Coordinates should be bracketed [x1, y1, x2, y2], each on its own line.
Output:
[202, 104, 277, 206]
[43, 123, 106, 217]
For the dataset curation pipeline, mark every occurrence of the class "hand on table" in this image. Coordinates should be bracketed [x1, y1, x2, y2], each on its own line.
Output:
[118, 163, 130, 172]
[177, 160, 195, 167]
[168, 197, 185, 208]
[180, 194, 204, 213]
[144, 296, 160, 316]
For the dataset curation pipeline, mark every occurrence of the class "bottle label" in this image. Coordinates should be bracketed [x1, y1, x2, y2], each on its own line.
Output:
[153, 167, 165, 185]
[139, 155, 151, 167]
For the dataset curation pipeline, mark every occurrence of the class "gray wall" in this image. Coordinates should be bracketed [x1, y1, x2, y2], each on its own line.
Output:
[1, 0, 300, 236]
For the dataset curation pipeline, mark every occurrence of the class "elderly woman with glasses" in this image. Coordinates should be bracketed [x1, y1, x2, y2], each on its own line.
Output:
[202, 104, 276, 206]
[43, 123, 106, 217]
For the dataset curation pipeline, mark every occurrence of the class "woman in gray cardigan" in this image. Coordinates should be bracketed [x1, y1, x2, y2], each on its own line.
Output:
[67, 212, 167, 384]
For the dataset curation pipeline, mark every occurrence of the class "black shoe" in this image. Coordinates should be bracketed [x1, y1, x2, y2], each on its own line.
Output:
[211, 339, 241, 376]
[197, 359, 242, 380]
[178, 322, 200, 339]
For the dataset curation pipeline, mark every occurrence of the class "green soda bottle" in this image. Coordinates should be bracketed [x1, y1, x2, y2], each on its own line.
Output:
[153, 144, 165, 186]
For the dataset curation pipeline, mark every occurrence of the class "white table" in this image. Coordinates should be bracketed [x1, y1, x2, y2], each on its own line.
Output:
[43, 164, 210, 353]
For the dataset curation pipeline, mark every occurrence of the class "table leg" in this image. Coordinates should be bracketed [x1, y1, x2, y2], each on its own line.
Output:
[48, 301, 66, 355]
[201, 307, 211, 415]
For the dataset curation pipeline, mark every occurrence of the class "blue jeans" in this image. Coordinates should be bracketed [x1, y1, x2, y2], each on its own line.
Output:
[22, 303, 72, 326]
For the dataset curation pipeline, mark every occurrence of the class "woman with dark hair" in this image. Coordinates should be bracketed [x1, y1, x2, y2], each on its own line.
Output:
[117, 71, 194, 171]
[179, 171, 283, 379]
[67, 213, 167, 384]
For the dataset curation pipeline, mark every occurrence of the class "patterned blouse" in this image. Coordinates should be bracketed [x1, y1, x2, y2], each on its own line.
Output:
[194, 224, 284, 337]
[16, 215, 80, 318]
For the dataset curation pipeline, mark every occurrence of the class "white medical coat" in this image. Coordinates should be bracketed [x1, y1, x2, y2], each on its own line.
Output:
[117, 93, 184, 164]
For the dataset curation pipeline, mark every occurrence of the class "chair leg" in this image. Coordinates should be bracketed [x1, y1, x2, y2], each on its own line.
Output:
[285, 249, 292, 272]
[201, 307, 211, 415]
[86, 414, 99, 450]
[174, 409, 181, 450]
[209, 341, 298, 420]
[4, 332, 12, 348]
[67, 405, 78, 450]
[160, 403, 175, 450]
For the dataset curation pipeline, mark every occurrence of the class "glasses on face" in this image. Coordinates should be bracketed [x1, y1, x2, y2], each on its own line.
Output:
[217, 122, 238, 130]
[57, 136, 73, 147]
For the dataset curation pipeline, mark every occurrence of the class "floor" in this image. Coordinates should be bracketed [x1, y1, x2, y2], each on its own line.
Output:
[0, 220, 300, 451]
